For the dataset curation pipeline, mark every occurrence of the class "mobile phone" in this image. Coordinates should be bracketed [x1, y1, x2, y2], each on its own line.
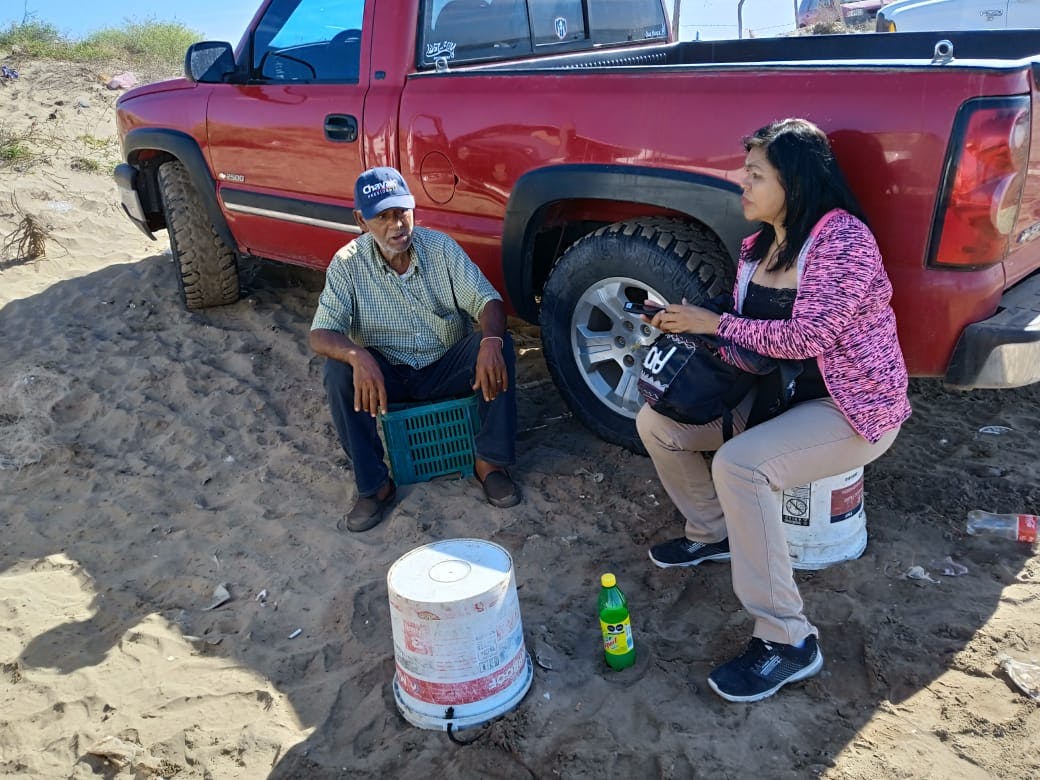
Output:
[624, 301, 664, 316]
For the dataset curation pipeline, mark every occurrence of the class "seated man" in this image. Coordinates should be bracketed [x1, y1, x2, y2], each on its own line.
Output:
[310, 166, 521, 532]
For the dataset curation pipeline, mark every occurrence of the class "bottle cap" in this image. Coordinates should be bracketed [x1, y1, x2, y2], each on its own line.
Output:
[601, 573, 616, 588]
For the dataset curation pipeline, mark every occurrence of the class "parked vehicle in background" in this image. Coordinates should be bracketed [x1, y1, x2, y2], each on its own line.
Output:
[878, 0, 1040, 31]
[797, 0, 895, 27]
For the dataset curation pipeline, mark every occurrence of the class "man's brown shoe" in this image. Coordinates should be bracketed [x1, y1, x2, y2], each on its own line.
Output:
[477, 470, 521, 508]
[338, 479, 396, 532]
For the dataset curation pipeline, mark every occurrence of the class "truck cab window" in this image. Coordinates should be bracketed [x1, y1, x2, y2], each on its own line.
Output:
[252, 0, 366, 82]
[424, 0, 532, 63]
[420, 0, 667, 67]
[530, 0, 585, 46]
[589, 0, 668, 44]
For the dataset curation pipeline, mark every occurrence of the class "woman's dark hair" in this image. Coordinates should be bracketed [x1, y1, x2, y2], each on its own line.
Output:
[743, 118, 867, 271]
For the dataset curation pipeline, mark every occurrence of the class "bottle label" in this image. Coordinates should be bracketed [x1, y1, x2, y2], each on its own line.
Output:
[1018, 515, 1038, 543]
[600, 616, 634, 655]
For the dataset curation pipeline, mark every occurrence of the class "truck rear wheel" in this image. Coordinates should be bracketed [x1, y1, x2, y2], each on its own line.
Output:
[540, 217, 735, 453]
[157, 160, 239, 310]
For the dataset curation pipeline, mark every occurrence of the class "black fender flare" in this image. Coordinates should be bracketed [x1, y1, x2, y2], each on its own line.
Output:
[501, 164, 749, 322]
[122, 128, 237, 252]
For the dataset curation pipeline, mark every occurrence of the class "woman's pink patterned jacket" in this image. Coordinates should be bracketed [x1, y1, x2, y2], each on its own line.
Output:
[717, 209, 912, 443]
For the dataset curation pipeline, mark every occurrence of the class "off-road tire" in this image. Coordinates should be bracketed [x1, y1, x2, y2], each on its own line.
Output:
[157, 160, 239, 310]
[540, 217, 734, 453]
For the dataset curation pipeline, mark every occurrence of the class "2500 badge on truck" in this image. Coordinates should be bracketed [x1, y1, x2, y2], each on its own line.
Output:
[114, 0, 1040, 452]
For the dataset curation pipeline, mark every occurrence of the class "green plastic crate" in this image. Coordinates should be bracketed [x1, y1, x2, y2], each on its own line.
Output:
[380, 395, 480, 485]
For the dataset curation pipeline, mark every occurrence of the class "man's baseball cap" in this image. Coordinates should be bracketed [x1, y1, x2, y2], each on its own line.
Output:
[354, 167, 416, 220]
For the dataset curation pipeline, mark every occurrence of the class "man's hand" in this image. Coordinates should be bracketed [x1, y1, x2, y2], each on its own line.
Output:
[350, 349, 388, 417]
[473, 336, 508, 401]
[309, 328, 388, 416]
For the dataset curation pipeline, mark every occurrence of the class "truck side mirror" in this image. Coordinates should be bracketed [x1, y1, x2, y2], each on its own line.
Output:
[185, 41, 236, 84]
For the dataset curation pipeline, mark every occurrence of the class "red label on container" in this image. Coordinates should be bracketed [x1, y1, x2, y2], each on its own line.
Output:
[1018, 515, 1038, 543]
[830, 477, 863, 523]
[395, 646, 528, 705]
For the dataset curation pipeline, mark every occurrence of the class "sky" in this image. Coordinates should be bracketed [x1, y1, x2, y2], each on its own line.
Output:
[2, 0, 261, 44]
[1, 1, 796, 45]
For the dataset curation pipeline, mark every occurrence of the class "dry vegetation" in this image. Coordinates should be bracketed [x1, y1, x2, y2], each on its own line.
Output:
[1, 196, 62, 270]
[0, 17, 200, 69]
[0, 17, 192, 268]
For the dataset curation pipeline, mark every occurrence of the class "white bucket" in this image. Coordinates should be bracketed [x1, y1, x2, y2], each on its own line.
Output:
[387, 538, 533, 731]
[781, 468, 867, 570]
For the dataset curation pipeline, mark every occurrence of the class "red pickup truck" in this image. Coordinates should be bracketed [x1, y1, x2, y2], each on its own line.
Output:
[114, 0, 1040, 452]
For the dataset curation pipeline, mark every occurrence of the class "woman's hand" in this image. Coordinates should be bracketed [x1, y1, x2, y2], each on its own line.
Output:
[647, 299, 721, 335]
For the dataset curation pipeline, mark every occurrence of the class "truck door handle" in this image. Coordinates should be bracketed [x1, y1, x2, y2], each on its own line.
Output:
[325, 114, 358, 142]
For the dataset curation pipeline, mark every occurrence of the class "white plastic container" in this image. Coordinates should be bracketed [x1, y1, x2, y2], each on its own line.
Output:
[387, 539, 533, 731]
[781, 468, 867, 570]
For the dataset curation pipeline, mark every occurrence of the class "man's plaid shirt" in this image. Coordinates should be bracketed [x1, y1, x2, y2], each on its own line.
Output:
[311, 227, 502, 369]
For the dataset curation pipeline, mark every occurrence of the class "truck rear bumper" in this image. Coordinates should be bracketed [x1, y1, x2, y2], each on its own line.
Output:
[944, 272, 1040, 389]
[114, 163, 155, 240]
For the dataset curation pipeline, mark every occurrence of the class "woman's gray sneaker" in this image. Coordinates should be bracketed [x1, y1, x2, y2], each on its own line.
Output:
[648, 537, 731, 568]
[707, 635, 823, 703]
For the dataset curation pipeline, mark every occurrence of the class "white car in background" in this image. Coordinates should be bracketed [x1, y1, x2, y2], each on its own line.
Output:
[877, 0, 1040, 31]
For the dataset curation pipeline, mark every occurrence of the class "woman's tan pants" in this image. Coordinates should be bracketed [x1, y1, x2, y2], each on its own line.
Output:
[637, 396, 899, 645]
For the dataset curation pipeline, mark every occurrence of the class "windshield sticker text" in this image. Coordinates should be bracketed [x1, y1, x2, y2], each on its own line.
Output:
[426, 41, 457, 59]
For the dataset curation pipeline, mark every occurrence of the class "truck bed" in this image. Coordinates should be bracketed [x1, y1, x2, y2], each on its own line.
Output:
[470, 29, 1040, 70]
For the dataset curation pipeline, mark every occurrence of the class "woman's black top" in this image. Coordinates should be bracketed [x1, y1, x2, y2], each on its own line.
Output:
[742, 281, 829, 405]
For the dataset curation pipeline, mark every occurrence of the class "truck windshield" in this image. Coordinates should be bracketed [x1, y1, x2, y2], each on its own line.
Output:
[252, 0, 366, 82]
[420, 0, 668, 68]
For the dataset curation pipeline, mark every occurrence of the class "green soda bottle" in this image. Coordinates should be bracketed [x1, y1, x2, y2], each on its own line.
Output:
[598, 572, 635, 670]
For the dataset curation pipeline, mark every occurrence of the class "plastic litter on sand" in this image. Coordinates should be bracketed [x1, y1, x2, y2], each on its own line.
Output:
[998, 653, 1040, 700]
[903, 565, 939, 584]
[978, 425, 1013, 435]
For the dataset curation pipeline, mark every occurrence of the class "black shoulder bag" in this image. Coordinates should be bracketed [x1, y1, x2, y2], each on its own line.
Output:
[637, 296, 798, 440]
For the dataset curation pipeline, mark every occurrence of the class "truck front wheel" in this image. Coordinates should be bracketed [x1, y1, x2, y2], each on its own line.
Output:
[540, 217, 734, 453]
[157, 160, 239, 310]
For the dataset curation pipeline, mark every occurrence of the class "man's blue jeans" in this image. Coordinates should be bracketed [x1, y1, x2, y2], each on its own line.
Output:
[323, 332, 517, 497]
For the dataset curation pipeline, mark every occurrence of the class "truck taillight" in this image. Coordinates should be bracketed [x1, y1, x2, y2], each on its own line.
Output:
[929, 97, 1031, 269]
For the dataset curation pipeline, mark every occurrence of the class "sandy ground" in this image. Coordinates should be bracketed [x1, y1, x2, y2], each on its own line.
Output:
[1, 57, 1039, 780]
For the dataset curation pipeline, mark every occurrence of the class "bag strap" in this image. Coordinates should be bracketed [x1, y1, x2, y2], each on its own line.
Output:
[721, 408, 734, 441]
